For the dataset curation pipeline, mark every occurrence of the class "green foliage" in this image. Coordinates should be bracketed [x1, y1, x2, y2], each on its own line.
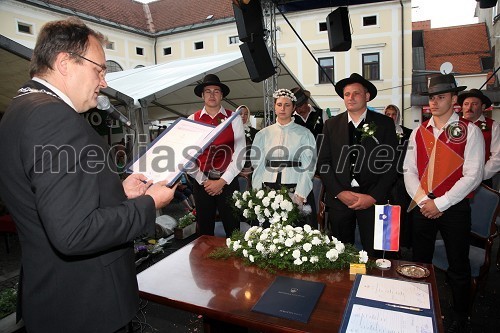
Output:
[0, 287, 17, 319]
[177, 212, 196, 229]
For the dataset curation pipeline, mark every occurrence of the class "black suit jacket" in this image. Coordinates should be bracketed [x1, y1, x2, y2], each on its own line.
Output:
[0, 80, 156, 332]
[317, 110, 398, 207]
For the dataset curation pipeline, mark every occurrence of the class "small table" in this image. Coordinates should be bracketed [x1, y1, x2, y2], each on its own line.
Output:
[137, 235, 444, 332]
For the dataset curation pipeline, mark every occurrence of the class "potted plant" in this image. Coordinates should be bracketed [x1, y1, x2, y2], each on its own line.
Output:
[0, 287, 23, 332]
[174, 210, 196, 239]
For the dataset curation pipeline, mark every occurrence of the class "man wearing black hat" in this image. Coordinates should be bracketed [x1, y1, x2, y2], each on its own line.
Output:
[187, 74, 245, 237]
[317, 73, 398, 257]
[404, 74, 484, 331]
[458, 89, 499, 187]
[291, 87, 324, 139]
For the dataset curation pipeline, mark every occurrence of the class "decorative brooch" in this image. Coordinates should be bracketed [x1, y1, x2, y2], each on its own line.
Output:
[479, 122, 489, 132]
[358, 122, 379, 144]
[446, 121, 467, 143]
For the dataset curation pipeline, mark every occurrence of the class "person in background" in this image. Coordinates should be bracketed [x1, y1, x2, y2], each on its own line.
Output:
[458, 88, 499, 188]
[188, 74, 245, 237]
[239, 105, 258, 176]
[175, 174, 196, 212]
[317, 73, 398, 257]
[0, 17, 177, 333]
[251, 88, 317, 227]
[291, 87, 324, 139]
[384, 104, 413, 248]
[404, 74, 484, 332]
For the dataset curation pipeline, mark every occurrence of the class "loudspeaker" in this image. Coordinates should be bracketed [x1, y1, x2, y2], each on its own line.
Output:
[326, 7, 351, 52]
[239, 39, 276, 83]
[232, 0, 264, 42]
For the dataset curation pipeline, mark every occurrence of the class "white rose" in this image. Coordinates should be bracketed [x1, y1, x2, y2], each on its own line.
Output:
[243, 209, 249, 218]
[262, 197, 271, 207]
[232, 191, 239, 199]
[235, 199, 241, 209]
[293, 258, 303, 265]
[248, 200, 254, 208]
[359, 250, 368, 263]
[275, 194, 283, 204]
[302, 243, 312, 252]
[292, 249, 301, 259]
[268, 190, 276, 198]
[259, 233, 268, 241]
[256, 190, 265, 199]
[363, 123, 369, 129]
[310, 256, 319, 263]
[284, 238, 294, 247]
[294, 234, 304, 243]
[326, 248, 339, 261]
[249, 255, 255, 262]
[271, 201, 279, 210]
[256, 242, 265, 253]
[269, 244, 277, 253]
[302, 256, 308, 262]
[226, 238, 232, 247]
[264, 208, 271, 217]
[311, 237, 322, 245]
[242, 191, 250, 200]
[254, 205, 261, 214]
[335, 242, 345, 254]
[303, 224, 312, 233]
[243, 249, 248, 257]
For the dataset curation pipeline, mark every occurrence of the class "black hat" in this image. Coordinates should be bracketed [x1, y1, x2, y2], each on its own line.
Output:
[457, 88, 492, 109]
[194, 74, 230, 97]
[420, 74, 466, 96]
[290, 87, 310, 107]
[334, 73, 377, 101]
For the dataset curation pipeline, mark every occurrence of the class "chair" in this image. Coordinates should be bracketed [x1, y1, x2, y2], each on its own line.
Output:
[312, 176, 326, 231]
[432, 184, 500, 312]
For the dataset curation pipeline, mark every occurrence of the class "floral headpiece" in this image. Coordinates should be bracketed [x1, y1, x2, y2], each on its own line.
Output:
[272, 88, 297, 102]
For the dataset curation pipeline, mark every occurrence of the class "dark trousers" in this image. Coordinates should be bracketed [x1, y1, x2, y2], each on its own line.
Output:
[412, 199, 471, 316]
[192, 177, 240, 237]
[328, 199, 379, 257]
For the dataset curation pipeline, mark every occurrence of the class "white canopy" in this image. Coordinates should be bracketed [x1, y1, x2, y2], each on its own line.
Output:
[102, 52, 308, 121]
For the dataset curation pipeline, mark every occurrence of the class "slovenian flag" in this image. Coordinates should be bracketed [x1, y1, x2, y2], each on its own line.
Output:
[373, 205, 400, 251]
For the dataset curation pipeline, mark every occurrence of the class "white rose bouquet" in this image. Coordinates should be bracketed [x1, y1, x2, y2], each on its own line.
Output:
[223, 223, 368, 273]
[231, 187, 302, 227]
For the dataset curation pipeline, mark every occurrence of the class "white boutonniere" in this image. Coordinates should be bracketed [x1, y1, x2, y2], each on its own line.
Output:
[219, 117, 226, 124]
[397, 132, 405, 140]
[479, 122, 489, 131]
[358, 122, 379, 144]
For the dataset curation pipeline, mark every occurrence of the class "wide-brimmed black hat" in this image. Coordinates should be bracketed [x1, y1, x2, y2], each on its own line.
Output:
[194, 74, 230, 97]
[334, 73, 377, 101]
[290, 87, 310, 107]
[457, 88, 492, 108]
[420, 74, 466, 96]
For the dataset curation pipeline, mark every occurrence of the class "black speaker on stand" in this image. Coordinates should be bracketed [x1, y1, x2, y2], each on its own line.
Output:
[326, 7, 351, 52]
[233, 0, 264, 42]
[239, 39, 276, 83]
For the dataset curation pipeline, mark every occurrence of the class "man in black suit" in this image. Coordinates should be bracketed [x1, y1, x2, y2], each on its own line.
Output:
[317, 73, 398, 256]
[291, 87, 324, 139]
[0, 17, 177, 333]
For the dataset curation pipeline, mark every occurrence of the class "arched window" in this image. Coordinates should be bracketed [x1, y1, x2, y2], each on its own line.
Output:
[105, 60, 123, 73]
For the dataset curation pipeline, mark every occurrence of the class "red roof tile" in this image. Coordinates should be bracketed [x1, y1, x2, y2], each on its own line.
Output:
[423, 23, 491, 74]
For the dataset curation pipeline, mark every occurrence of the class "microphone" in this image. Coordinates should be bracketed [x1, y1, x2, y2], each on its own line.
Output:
[96, 95, 134, 129]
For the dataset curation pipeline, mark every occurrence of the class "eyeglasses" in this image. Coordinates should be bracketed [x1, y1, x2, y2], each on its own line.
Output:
[68, 52, 107, 76]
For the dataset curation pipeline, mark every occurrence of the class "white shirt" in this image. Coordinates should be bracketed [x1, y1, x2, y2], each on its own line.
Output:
[403, 112, 484, 212]
[347, 109, 367, 128]
[187, 106, 245, 185]
[32, 77, 77, 111]
[476, 114, 500, 180]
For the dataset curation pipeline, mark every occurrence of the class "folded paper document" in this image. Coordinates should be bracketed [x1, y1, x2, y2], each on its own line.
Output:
[127, 108, 241, 186]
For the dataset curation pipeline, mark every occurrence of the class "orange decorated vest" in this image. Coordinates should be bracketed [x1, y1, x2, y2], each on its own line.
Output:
[194, 109, 235, 172]
[416, 118, 474, 198]
[475, 117, 494, 163]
